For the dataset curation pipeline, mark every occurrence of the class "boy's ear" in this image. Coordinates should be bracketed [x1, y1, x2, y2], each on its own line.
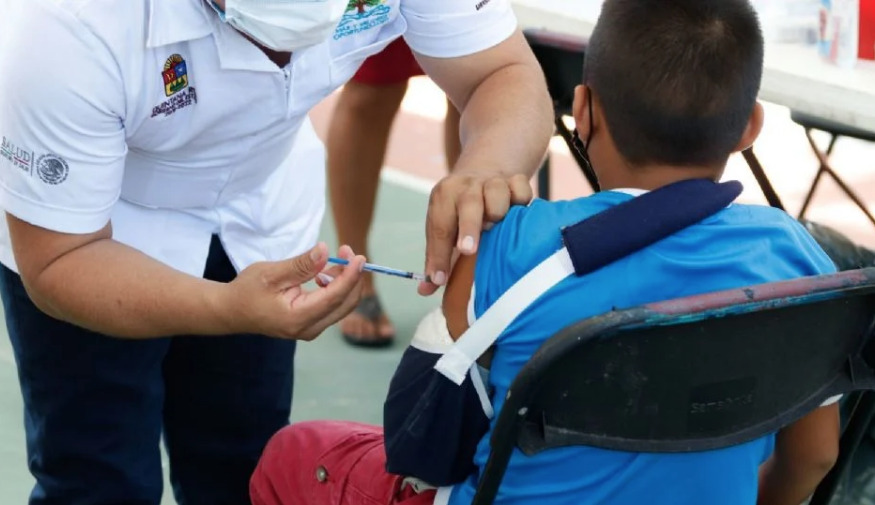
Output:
[733, 101, 765, 153]
[572, 85, 591, 138]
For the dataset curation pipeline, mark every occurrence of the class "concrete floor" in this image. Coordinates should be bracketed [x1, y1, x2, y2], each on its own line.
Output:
[0, 179, 437, 504]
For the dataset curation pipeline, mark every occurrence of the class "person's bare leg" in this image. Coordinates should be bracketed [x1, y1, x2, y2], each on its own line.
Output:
[327, 80, 408, 345]
[444, 98, 462, 170]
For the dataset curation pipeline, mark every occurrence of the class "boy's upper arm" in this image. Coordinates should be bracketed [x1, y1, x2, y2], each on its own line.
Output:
[442, 253, 478, 341]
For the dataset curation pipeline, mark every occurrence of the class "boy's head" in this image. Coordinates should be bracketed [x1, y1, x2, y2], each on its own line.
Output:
[573, 0, 765, 187]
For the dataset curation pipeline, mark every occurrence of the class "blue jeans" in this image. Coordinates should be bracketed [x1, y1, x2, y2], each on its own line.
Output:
[1, 236, 296, 505]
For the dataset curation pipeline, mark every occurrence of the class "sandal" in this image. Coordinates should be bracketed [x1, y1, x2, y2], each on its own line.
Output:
[342, 295, 395, 348]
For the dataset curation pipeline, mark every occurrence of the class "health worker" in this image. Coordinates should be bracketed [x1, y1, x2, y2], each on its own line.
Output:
[0, 0, 553, 503]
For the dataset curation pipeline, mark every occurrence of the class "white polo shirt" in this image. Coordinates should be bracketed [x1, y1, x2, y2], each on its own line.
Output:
[0, 0, 517, 277]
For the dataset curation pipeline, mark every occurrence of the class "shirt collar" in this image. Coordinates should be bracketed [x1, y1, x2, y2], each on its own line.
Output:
[611, 188, 649, 197]
[611, 186, 733, 208]
[146, 0, 215, 48]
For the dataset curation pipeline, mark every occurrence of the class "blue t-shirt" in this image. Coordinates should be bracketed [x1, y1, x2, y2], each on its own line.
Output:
[446, 191, 837, 505]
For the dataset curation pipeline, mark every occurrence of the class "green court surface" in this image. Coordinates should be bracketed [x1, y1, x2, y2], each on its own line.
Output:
[0, 178, 435, 504]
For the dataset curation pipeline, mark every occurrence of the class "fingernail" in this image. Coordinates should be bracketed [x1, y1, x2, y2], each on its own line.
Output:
[357, 257, 365, 272]
[310, 246, 323, 262]
[460, 235, 476, 253]
[317, 273, 334, 285]
[433, 271, 447, 286]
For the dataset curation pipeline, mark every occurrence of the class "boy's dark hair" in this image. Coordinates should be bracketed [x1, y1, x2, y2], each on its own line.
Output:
[584, 0, 764, 167]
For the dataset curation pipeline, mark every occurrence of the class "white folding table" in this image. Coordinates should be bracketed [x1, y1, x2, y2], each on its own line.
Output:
[512, 0, 875, 217]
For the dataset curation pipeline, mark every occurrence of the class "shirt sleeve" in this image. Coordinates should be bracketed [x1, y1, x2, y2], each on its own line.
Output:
[786, 219, 840, 276]
[471, 204, 528, 319]
[400, 0, 518, 58]
[0, 2, 126, 234]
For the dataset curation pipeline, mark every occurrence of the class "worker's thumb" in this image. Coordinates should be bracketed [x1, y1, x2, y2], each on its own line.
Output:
[269, 242, 328, 288]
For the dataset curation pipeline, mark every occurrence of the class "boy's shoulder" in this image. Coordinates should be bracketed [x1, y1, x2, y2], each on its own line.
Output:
[487, 196, 834, 275]
[717, 203, 828, 252]
[477, 192, 635, 287]
[703, 202, 837, 275]
[719, 201, 798, 224]
[500, 192, 631, 230]
[495, 194, 811, 242]
[483, 194, 617, 254]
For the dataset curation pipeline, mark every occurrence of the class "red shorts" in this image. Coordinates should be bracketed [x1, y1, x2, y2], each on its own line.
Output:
[250, 421, 437, 505]
[351, 38, 425, 85]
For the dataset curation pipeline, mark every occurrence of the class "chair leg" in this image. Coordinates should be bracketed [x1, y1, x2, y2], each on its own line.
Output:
[801, 130, 875, 228]
[826, 134, 839, 157]
[798, 169, 827, 221]
[537, 155, 551, 200]
[799, 130, 833, 220]
[823, 167, 875, 228]
[810, 391, 875, 505]
[742, 147, 785, 210]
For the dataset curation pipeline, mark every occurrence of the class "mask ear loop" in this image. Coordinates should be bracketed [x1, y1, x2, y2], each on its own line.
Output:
[571, 91, 600, 192]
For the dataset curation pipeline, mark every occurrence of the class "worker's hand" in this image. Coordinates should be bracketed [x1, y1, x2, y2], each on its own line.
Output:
[222, 243, 365, 340]
[420, 171, 532, 296]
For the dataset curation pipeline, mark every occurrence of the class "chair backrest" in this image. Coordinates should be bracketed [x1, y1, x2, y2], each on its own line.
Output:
[472, 268, 875, 505]
[523, 30, 586, 116]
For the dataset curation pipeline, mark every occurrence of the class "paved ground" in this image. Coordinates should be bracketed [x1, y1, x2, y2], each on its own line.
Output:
[1, 76, 873, 502]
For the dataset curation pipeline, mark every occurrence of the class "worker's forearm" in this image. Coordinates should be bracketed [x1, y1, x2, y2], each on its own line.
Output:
[25, 238, 233, 339]
[757, 458, 829, 505]
[455, 62, 553, 178]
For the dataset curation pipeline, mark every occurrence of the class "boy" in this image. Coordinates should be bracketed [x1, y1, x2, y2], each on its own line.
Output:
[250, 1, 839, 504]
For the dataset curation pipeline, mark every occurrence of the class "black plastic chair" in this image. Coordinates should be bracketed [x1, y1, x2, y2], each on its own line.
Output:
[523, 30, 598, 199]
[470, 268, 875, 505]
[790, 111, 875, 228]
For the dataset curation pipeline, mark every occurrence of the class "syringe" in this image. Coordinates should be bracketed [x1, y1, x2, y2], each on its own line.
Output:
[327, 257, 430, 283]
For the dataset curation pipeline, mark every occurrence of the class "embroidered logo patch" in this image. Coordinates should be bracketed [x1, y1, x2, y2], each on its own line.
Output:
[35, 154, 69, 185]
[1, 136, 34, 174]
[162, 54, 189, 97]
[2, 137, 70, 185]
[335, 0, 390, 40]
[151, 87, 198, 119]
[152, 53, 197, 118]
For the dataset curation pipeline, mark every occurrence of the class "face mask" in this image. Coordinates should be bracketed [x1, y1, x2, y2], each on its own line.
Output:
[212, 0, 348, 52]
[572, 91, 600, 190]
